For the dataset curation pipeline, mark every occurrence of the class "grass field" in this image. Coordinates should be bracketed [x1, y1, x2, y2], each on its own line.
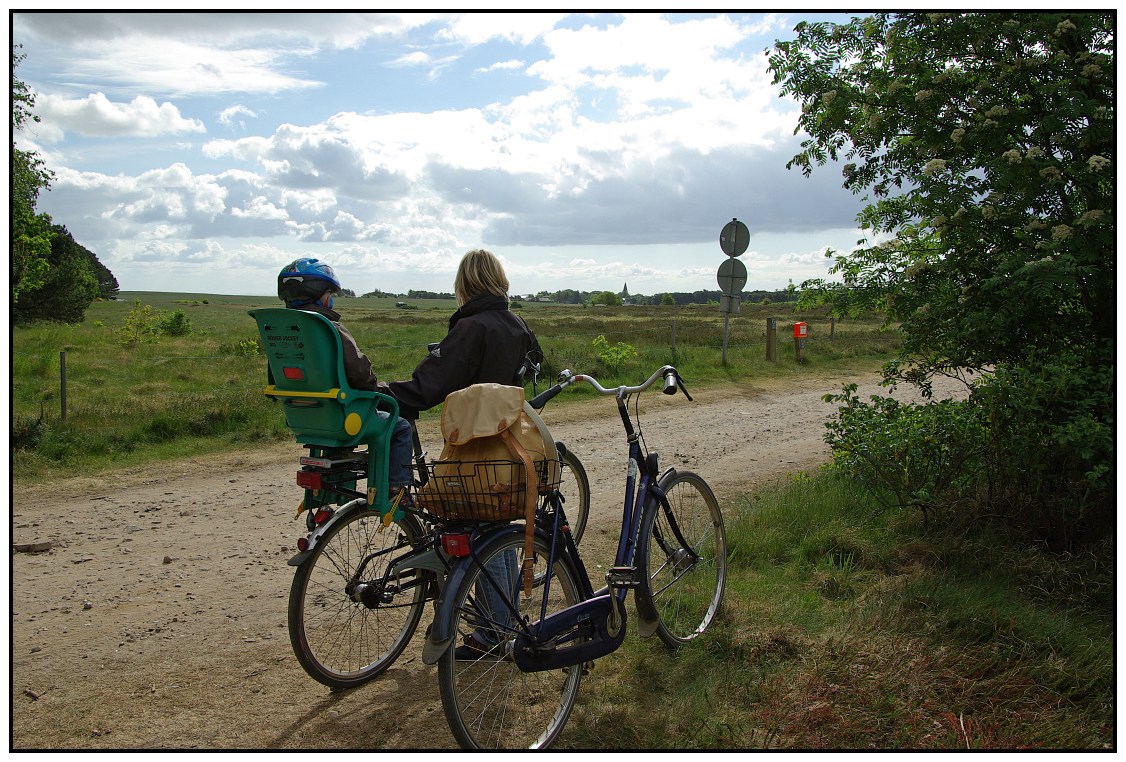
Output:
[563, 472, 1114, 749]
[11, 291, 897, 482]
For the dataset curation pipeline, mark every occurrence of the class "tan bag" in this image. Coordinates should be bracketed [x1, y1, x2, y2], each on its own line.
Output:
[416, 383, 559, 595]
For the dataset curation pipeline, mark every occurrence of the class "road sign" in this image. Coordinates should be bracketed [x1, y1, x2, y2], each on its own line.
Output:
[717, 257, 748, 294]
[719, 218, 749, 257]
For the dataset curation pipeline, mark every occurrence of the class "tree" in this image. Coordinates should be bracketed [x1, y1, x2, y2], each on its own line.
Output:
[769, 13, 1114, 544]
[769, 13, 1113, 376]
[12, 225, 101, 324]
[590, 291, 621, 306]
[12, 45, 56, 303]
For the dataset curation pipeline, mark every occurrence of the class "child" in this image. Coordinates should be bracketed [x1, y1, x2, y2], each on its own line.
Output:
[277, 258, 414, 500]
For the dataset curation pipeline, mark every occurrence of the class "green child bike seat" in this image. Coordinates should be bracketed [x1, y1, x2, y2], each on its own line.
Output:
[249, 307, 399, 516]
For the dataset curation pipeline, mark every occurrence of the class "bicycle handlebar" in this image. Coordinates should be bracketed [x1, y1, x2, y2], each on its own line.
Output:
[529, 364, 693, 410]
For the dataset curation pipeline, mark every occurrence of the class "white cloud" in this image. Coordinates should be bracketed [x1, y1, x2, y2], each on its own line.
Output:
[441, 12, 569, 46]
[35, 92, 205, 139]
[218, 104, 258, 128]
[475, 59, 525, 74]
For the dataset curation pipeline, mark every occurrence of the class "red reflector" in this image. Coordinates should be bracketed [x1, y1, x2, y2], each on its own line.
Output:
[297, 471, 322, 490]
[297, 537, 309, 552]
[283, 366, 304, 380]
[442, 532, 472, 558]
[313, 509, 332, 526]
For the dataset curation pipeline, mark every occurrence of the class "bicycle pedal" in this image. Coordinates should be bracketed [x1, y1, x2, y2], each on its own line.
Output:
[605, 566, 640, 588]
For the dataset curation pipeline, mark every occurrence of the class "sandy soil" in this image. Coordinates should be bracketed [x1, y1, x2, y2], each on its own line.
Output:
[10, 369, 969, 750]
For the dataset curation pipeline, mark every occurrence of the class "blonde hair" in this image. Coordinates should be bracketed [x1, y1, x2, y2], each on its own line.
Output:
[454, 249, 509, 307]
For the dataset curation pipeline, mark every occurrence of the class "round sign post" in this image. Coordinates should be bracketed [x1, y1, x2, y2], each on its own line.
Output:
[717, 218, 749, 365]
[720, 218, 750, 257]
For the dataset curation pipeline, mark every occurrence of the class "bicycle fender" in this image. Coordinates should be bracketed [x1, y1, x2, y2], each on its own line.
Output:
[422, 523, 533, 665]
[286, 498, 368, 566]
[634, 470, 678, 636]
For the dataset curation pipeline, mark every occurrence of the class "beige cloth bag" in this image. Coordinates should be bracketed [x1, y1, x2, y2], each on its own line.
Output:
[416, 383, 558, 594]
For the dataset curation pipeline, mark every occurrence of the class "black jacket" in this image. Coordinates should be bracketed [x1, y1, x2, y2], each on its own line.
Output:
[385, 293, 541, 418]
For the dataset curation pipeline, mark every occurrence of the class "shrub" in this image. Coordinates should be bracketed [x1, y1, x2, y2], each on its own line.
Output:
[592, 334, 638, 373]
[116, 300, 161, 345]
[822, 383, 986, 523]
[159, 309, 192, 336]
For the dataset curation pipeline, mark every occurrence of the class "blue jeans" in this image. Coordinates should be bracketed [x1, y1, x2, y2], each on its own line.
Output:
[382, 413, 414, 491]
[475, 550, 519, 646]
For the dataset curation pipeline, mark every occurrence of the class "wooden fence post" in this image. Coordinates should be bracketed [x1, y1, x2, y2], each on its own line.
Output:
[60, 350, 67, 422]
[766, 318, 777, 362]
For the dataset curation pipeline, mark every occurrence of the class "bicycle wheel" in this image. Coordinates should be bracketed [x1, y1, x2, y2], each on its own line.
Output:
[289, 506, 428, 689]
[637, 471, 727, 647]
[438, 532, 584, 749]
[556, 443, 590, 545]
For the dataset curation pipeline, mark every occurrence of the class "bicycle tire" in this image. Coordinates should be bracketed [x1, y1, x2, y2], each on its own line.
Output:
[437, 531, 584, 749]
[288, 507, 428, 689]
[637, 470, 727, 647]
[556, 443, 590, 545]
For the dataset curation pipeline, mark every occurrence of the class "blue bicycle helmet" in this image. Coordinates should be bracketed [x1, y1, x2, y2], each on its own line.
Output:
[278, 258, 342, 306]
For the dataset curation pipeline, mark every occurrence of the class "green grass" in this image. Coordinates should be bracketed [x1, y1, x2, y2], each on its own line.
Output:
[11, 294, 895, 482]
[560, 470, 1113, 749]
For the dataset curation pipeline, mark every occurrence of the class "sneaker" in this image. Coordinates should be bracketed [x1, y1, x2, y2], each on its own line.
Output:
[389, 486, 414, 510]
[454, 632, 501, 661]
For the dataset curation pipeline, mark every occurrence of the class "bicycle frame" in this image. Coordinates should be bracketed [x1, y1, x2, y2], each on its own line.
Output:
[425, 364, 695, 671]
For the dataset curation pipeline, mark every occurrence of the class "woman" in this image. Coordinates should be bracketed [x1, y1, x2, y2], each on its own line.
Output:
[385, 249, 541, 417]
[385, 249, 541, 659]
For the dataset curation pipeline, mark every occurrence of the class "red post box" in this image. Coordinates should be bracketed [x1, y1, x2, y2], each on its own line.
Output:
[793, 321, 808, 338]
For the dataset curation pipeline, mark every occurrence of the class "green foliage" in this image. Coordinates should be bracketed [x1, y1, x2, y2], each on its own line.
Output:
[11, 45, 56, 304]
[590, 291, 622, 306]
[771, 12, 1114, 370]
[771, 13, 1114, 544]
[116, 300, 162, 345]
[159, 310, 192, 337]
[591, 334, 638, 373]
[12, 225, 100, 324]
[822, 383, 986, 519]
[970, 349, 1113, 548]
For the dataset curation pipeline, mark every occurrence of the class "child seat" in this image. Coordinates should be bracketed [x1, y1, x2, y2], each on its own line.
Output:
[248, 307, 399, 516]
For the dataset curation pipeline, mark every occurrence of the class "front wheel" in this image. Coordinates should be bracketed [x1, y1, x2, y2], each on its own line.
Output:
[288, 507, 428, 689]
[437, 531, 584, 749]
[637, 471, 727, 647]
[556, 443, 590, 545]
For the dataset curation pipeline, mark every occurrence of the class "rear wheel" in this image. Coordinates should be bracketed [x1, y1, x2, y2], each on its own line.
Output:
[288, 507, 428, 688]
[637, 471, 726, 647]
[437, 532, 584, 749]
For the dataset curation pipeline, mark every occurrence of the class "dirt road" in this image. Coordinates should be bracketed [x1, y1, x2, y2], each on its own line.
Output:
[10, 370, 968, 750]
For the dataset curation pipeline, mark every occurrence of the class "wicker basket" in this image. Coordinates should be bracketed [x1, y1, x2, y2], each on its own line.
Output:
[416, 458, 563, 521]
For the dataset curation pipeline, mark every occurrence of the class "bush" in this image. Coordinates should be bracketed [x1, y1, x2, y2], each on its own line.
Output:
[160, 309, 192, 336]
[822, 383, 986, 523]
[116, 300, 161, 345]
[971, 351, 1113, 549]
[592, 334, 638, 374]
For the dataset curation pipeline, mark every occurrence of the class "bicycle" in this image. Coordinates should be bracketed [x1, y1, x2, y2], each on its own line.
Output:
[276, 337, 591, 689]
[425, 364, 727, 749]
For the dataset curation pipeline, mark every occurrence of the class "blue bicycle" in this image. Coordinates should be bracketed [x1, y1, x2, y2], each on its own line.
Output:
[425, 364, 728, 748]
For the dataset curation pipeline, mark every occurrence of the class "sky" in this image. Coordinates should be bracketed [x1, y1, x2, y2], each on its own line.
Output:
[11, 11, 874, 298]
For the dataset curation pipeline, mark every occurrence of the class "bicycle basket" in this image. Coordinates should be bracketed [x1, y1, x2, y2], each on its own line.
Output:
[416, 458, 563, 521]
